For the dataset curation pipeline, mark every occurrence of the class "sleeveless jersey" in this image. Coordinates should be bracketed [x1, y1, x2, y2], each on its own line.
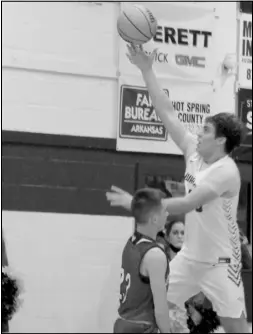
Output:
[118, 232, 168, 324]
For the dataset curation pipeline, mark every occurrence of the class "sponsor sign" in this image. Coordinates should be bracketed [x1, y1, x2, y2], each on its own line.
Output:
[238, 13, 252, 89]
[117, 77, 214, 155]
[238, 89, 252, 147]
[119, 85, 167, 141]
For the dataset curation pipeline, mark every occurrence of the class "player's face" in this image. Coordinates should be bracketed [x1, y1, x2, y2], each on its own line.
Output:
[197, 122, 225, 157]
[166, 222, 184, 248]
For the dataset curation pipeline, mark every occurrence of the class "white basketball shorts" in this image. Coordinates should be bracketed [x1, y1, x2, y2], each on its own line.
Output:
[167, 252, 246, 318]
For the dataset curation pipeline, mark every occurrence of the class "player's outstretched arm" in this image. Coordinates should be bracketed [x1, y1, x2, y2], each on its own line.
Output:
[162, 183, 219, 215]
[105, 183, 215, 214]
[106, 186, 133, 211]
[126, 44, 196, 159]
[144, 248, 171, 333]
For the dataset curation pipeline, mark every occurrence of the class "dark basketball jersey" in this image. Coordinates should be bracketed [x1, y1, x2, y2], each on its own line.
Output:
[117, 232, 169, 325]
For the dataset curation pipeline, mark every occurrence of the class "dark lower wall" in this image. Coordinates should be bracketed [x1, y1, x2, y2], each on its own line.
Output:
[2, 131, 252, 216]
[2, 143, 135, 216]
[2, 131, 185, 216]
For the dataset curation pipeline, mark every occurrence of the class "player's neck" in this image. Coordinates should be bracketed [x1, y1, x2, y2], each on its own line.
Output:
[203, 150, 227, 165]
[136, 226, 157, 241]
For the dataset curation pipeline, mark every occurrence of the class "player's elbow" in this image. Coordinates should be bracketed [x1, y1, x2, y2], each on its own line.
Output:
[176, 198, 195, 214]
[169, 198, 201, 214]
[183, 198, 201, 213]
[163, 197, 191, 215]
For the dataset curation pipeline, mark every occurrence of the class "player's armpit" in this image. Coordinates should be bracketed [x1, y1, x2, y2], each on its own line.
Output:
[144, 248, 171, 333]
[163, 184, 218, 215]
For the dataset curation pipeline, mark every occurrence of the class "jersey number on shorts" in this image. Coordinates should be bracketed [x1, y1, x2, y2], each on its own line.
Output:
[119, 268, 131, 304]
[188, 189, 203, 212]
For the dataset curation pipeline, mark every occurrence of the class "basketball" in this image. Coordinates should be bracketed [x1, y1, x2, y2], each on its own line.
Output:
[117, 5, 157, 45]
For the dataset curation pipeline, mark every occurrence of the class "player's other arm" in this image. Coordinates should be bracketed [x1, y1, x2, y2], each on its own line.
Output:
[143, 248, 171, 333]
[162, 184, 219, 214]
[105, 166, 225, 213]
[106, 165, 237, 214]
[163, 165, 238, 215]
[127, 44, 196, 159]
[106, 181, 221, 214]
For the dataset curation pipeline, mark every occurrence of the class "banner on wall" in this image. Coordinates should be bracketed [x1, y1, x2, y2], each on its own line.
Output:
[118, 85, 167, 141]
[238, 89, 252, 147]
[238, 13, 252, 89]
[117, 76, 214, 155]
[119, 2, 217, 83]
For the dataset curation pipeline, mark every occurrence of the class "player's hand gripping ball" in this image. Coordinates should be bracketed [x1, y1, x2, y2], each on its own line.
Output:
[117, 5, 157, 44]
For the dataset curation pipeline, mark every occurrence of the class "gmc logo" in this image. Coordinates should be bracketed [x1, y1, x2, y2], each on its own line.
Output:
[175, 55, 206, 68]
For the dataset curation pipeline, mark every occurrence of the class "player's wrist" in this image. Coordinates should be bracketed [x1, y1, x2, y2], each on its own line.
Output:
[141, 67, 153, 76]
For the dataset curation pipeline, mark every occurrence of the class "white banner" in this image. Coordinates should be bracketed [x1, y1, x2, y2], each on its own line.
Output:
[238, 13, 252, 89]
[119, 2, 217, 83]
[117, 76, 215, 155]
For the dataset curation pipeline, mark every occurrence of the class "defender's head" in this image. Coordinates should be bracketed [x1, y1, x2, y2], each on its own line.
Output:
[197, 112, 244, 158]
[131, 188, 168, 232]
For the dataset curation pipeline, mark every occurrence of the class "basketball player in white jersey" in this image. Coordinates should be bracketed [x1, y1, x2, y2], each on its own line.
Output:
[106, 45, 249, 333]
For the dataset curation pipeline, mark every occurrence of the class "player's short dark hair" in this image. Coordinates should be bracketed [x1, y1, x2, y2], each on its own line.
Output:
[131, 188, 165, 224]
[205, 112, 244, 154]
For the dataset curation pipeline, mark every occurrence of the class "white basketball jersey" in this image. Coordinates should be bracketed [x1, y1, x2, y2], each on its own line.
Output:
[181, 152, 242, 264]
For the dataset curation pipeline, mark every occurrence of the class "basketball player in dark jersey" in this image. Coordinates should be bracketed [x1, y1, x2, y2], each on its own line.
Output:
[114, 188, 171, 333]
